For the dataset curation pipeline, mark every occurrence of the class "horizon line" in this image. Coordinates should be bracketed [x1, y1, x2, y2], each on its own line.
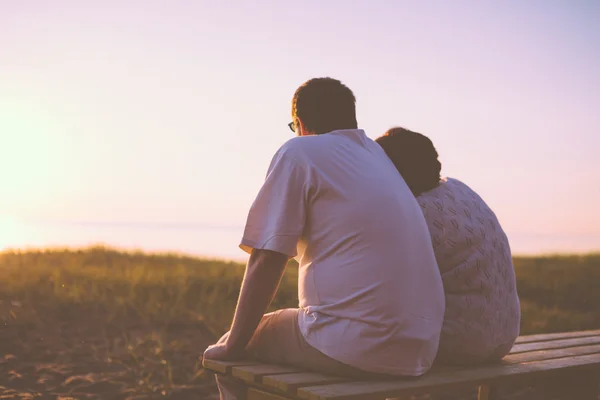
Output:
[2, 243, 599, 262]
[12, 219, 600, 238]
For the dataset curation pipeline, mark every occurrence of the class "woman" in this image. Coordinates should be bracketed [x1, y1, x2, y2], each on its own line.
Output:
[376, 127, 521, 366]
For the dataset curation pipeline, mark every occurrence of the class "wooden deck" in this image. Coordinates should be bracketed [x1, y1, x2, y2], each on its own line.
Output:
[203, 329, 600, 400]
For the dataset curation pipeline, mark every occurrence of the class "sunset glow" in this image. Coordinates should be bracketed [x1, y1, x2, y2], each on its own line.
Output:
[1, 1, 599, 258]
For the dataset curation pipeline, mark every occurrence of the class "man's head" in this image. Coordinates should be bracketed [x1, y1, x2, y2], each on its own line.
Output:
[375, 127, 442, 197]
[290, 77, 358, 136]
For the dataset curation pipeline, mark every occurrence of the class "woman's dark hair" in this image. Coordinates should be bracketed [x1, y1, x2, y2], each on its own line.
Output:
[375, 127, 442, 197]
[292, 77, 358, 135]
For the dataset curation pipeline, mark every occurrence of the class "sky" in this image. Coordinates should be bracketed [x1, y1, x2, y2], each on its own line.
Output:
[1, 0, 599, 258]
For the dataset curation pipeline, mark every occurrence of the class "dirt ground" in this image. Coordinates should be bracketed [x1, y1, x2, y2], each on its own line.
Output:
[0, 301, 595, 400]
[0, 301, 220, 399]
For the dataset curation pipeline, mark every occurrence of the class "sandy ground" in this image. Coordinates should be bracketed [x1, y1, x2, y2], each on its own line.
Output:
[0, 301, 595, 399]
[0, 300, 220, 399]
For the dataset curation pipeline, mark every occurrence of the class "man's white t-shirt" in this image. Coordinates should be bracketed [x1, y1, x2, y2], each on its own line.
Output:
[240, 129, 445, 376]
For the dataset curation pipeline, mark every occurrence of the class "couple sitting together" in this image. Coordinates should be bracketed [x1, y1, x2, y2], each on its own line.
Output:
[203, 77, 521, 400]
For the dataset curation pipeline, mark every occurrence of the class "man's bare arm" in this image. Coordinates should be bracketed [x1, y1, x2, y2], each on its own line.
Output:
[224, 248, 288, 355]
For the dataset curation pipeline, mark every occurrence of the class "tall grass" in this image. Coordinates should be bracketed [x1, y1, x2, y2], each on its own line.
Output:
[0, 247, 297, 336]
[515, 253, 600, 334]
[0, 246, 598, 336]
[0, 247, 597, 398]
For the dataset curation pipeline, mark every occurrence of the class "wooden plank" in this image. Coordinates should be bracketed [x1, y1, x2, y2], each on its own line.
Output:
[262, 344, 600, 397]
[502, 343, 600, 364]
[232, 364, 304, 384]
[426, 343, 600, 374]
[248, 387, 294, 400]
[296, 353, 600, 400]
[510, 335, 600, 354]
[514, 329, 600, 344]
[202, 359, 263, 374]
[201, 331, 600, 373]
[263, 372, 349, 395]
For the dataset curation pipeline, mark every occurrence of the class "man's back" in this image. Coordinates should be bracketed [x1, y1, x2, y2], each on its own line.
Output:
[279, 129, 445, 376]
[206, 79, 446, 399]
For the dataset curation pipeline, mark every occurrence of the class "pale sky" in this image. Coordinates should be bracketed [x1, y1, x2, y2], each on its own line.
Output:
[1, 0, 599, 256]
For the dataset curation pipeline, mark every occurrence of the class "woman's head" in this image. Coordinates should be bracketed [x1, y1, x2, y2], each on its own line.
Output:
[375, 127, 442, 197]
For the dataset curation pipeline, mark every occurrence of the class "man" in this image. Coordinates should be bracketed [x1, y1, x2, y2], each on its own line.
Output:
[203, 78, 445, 400]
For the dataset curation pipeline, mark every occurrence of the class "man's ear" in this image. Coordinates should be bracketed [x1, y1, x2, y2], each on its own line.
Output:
[298, 120, 310, 136]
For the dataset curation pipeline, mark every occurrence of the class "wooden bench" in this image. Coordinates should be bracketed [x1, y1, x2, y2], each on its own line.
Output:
[203, 329, 600, 400]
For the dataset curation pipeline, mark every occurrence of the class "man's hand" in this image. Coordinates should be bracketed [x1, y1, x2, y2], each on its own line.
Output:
[203, 343, 239, 361]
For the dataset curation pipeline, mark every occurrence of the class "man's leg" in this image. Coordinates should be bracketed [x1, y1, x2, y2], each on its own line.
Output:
[212, 310, 299, 400]
[214, 308, 394, 400]
[246, 308, 393, 379]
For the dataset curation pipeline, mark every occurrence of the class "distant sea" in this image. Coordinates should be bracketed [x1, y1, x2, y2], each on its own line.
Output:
[1, 220, 599, 261]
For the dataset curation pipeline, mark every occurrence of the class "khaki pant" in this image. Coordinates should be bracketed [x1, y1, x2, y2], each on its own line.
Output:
[215, 308, 397, 400]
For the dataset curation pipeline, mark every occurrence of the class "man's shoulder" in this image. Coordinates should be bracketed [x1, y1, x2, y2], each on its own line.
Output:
[275, 135, 313, 154]
[269, 137, 305, 162]
[278, 129, 369, 155]
[274, 134, 330, 163]
[281, 134, 327, 149]
[265, 137, 315, 174]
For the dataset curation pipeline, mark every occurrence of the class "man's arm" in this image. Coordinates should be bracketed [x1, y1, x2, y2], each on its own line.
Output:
[225, 248, 288, 355]
[204, 148, 305, 361]
[204, 248, 288, 359]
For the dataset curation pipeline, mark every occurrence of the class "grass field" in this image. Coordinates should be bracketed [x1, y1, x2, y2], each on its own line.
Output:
[0, 247, 599, 399]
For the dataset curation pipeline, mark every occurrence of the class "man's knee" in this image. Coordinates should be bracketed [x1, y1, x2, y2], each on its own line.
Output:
[246, 308, 301, 361]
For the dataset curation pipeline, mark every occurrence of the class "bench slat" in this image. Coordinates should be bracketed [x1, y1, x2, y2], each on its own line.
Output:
[203, 330, 600, 399]
[502, 343, 600, 364]
[263, 372, 349, 395]
[510, 335, 600, 354]
[202, 330, 600, 375]
[261, 344, 600, 396]
[232, 364, 303, 384]
[202, 359, 261, 374]
[515, 329, 600, 344]
[297, 353, 600, 400]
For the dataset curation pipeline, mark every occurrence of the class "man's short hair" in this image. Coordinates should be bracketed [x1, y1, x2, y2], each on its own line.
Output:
[292, 77, 358, 135]
[375, 127, 442, 197]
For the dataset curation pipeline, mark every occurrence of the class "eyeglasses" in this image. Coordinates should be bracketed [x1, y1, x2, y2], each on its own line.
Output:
[288, 122, 295, 133]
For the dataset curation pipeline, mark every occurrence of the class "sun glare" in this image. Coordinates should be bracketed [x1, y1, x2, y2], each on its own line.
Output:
[0, 215, 21, 251]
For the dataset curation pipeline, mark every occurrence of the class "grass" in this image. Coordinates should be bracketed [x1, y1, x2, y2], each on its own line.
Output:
[0, 246, 598, 398]
[2, 246, 598, 335]
[0, 246, 299, 398]
[0, 246, 300, 336]
[515, 253, 600, 333]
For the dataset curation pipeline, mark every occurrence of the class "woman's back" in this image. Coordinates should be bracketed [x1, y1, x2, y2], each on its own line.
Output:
[417, 177, 521, 364]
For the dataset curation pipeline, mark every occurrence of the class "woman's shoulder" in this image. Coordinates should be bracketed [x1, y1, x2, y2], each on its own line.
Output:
[443, 177, 498, 219]
[416, 180, 449, 216]
[443, 177, 481, 199]
[418, 177, 464, 200]
[417, 177, 483, 213]
[444, 177, 468, 190]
